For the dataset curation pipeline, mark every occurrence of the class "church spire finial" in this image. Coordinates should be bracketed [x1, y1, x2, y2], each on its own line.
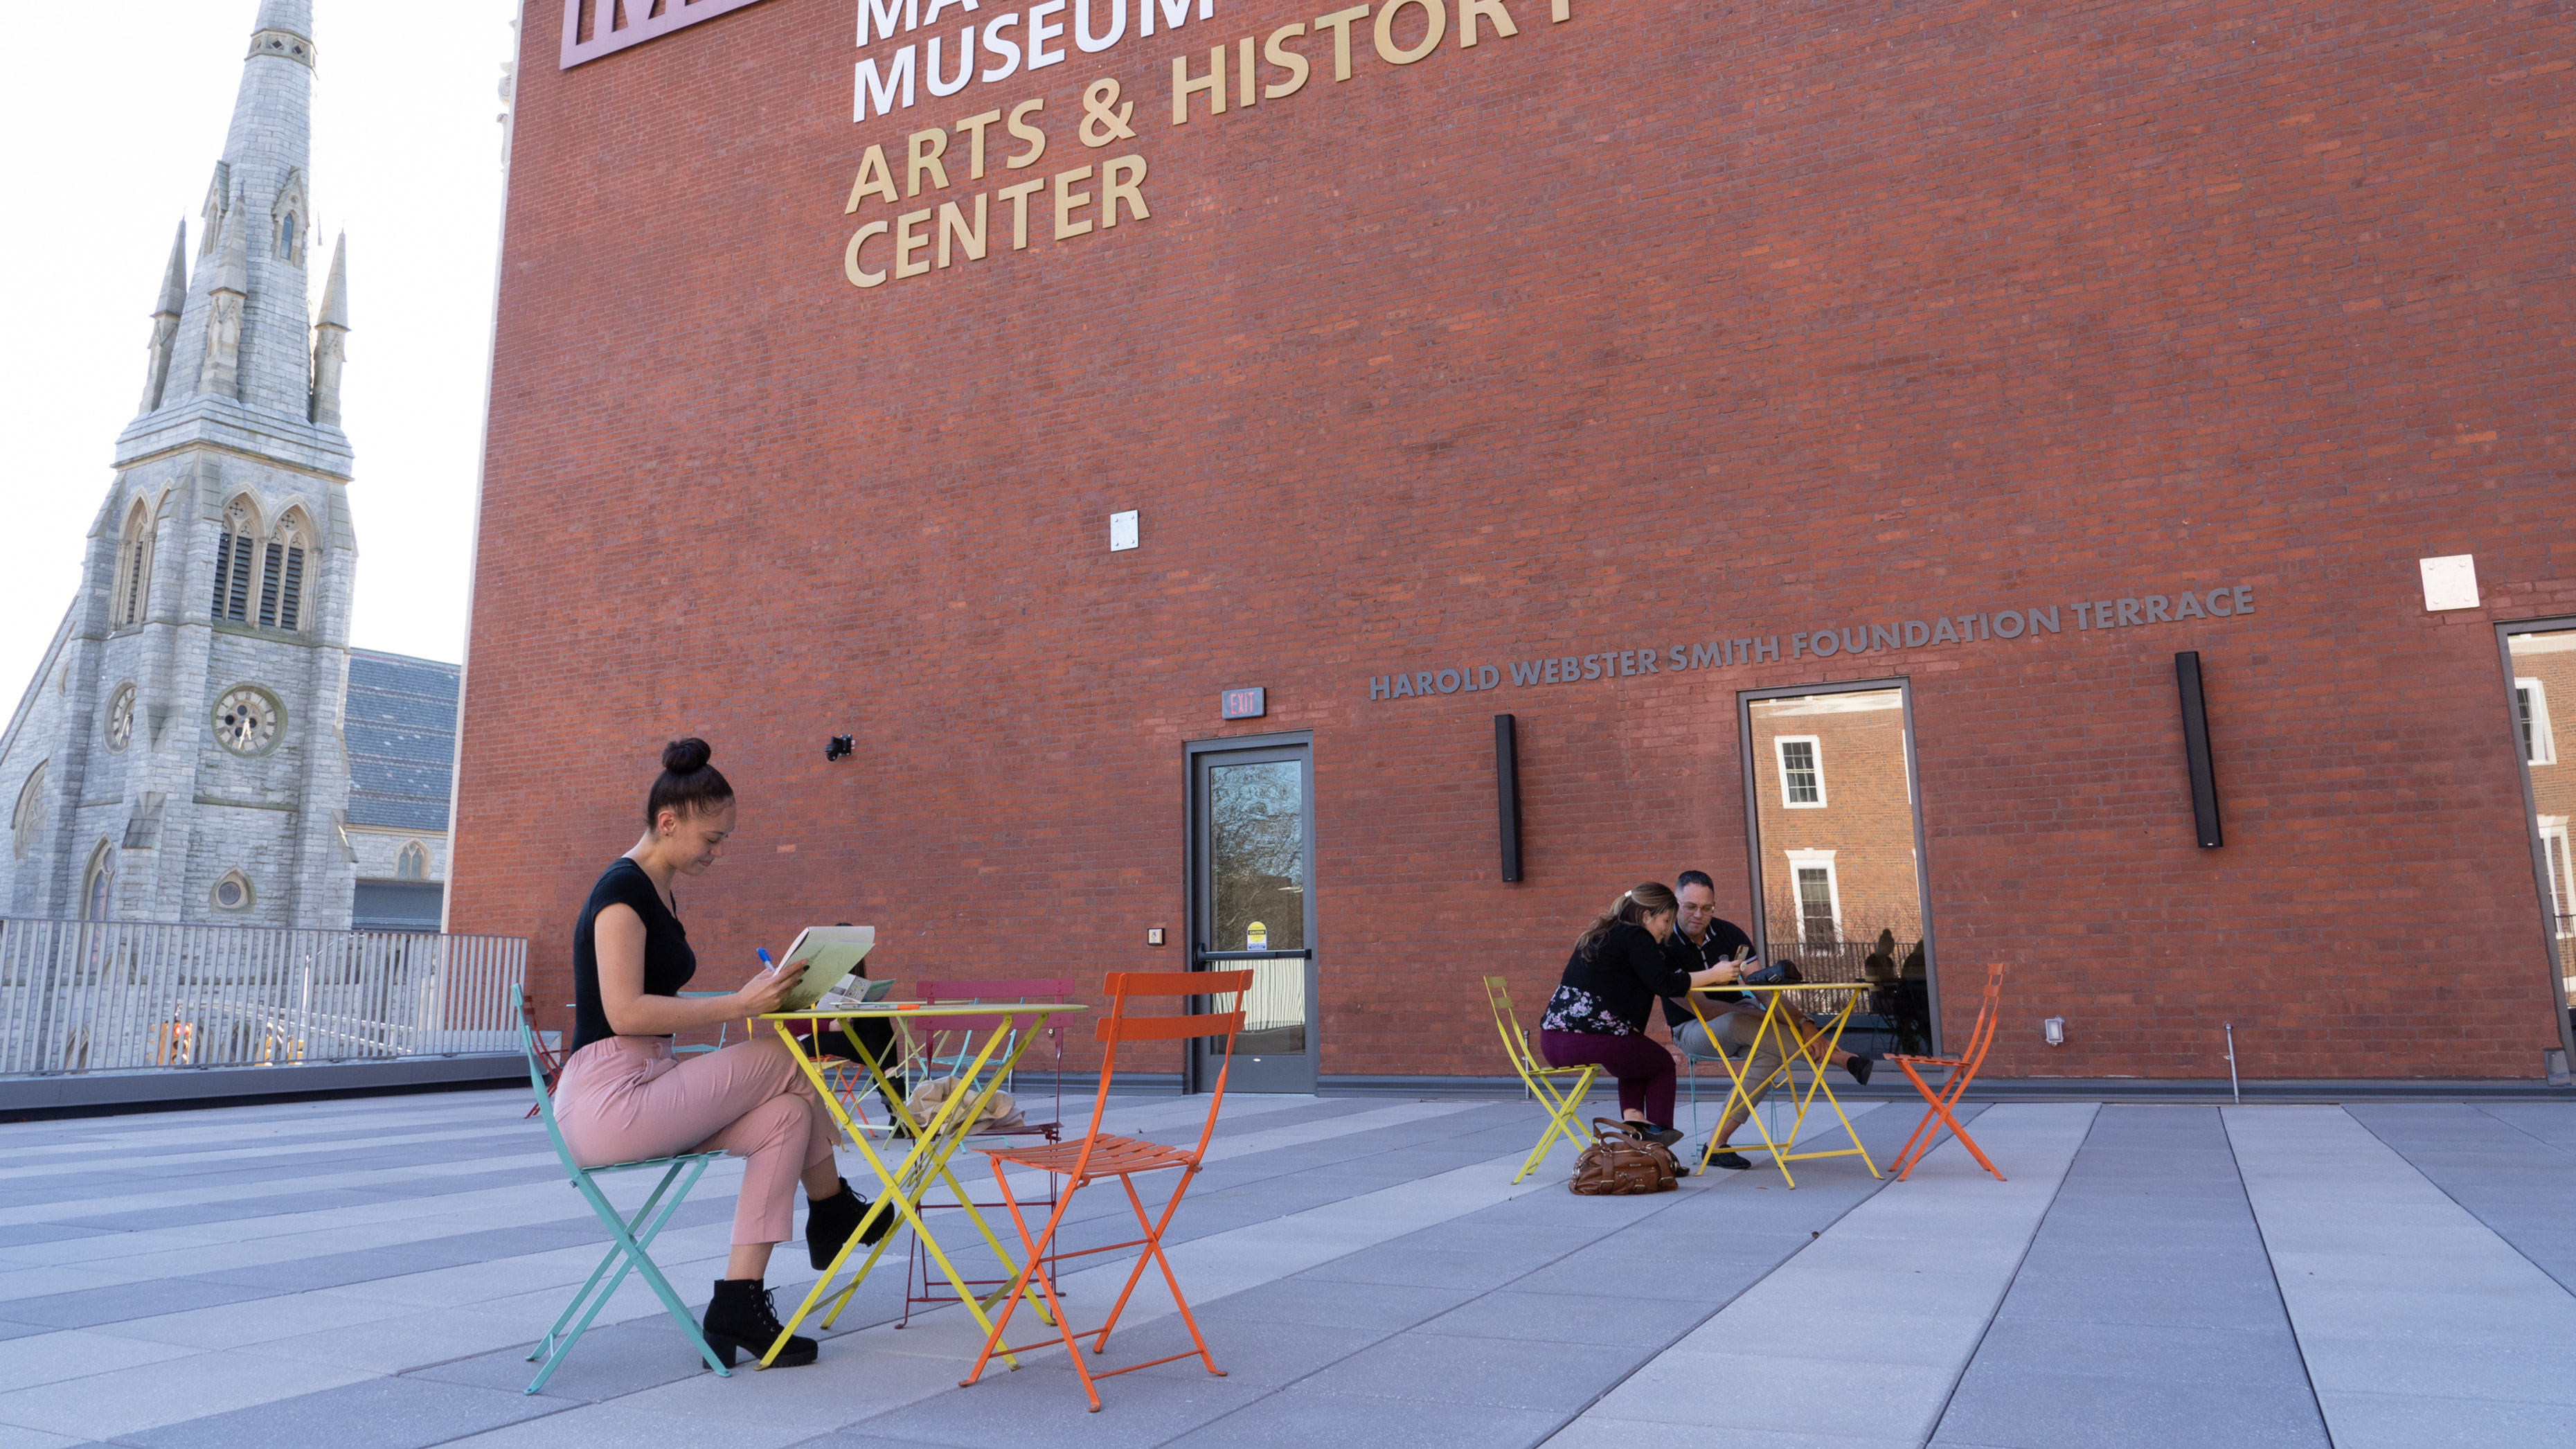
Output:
[138, 222, 189, 416]
[310, 233, 350, 427]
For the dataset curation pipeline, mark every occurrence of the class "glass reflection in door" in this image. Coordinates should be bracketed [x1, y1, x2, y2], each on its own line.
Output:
[1742, 684, 1935, 1056]
[2507, 628, 2576, 1051]
[1192, 741, 1317, 1091]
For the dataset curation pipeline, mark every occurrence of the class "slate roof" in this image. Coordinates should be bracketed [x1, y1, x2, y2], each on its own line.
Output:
[345, 649, 459, 832]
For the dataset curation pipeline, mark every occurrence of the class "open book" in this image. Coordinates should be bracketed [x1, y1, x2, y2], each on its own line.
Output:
[771, 925, 875, 1011]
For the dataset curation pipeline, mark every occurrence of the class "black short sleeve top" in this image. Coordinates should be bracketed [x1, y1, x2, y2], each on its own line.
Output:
[570, 857, 697, 1054]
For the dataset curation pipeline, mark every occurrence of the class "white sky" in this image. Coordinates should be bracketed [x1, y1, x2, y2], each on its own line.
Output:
[0, 0, 521, 697]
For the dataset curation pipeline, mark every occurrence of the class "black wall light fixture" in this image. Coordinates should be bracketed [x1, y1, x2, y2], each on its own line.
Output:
[2174, 652, 2224, 848]
[1494, 714, 1523, 882]
[825, 735, 855, 763]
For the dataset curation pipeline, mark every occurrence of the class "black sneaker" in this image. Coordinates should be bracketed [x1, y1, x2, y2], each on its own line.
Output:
[1845, 1056, 1875, 1087]
[1705, 1149, 1752, 1170]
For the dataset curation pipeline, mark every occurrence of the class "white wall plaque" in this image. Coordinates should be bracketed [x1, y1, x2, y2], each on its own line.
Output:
[1109, 511, 1139, 552]
[2419, 555, 2479, 612]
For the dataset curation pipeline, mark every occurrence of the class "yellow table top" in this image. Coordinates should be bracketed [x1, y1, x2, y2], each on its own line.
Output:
[758, 1002, 1088, 1021]
[1710, 981, 1870, 994]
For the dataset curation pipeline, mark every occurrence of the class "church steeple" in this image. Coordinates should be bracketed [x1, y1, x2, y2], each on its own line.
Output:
[166, 0, 323, 425]
[138, 223, 188, 416]
[55, 0, 364, 934]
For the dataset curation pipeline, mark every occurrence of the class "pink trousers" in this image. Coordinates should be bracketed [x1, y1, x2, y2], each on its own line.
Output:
[553, 1035, 838, 1246]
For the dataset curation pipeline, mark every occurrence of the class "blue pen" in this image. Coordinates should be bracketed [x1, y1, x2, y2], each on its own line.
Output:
[757, 948, 776, 972]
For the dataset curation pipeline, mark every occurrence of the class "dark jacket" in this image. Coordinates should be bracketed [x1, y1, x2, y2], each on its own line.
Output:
[1550, 922, 1694, 1035]
[1661, 918, 1755, 1030]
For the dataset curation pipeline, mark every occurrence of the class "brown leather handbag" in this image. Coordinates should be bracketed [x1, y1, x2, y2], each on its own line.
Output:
[1569, 1117, 1681, 1195]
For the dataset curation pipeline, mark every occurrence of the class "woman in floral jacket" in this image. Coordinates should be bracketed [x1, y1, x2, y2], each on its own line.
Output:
[1539, 882, 1741, 1147]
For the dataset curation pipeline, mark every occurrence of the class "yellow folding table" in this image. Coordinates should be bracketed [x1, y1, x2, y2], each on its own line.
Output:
[755, 1002, 1086, 1369]
[1685, 982, 1878, 1189]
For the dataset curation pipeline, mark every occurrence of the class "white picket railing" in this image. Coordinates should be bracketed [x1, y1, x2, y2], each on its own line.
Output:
[0, 918, 526, 1076]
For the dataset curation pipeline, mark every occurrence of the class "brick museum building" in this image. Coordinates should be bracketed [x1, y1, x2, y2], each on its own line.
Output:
[453, 0, 2576, 1088]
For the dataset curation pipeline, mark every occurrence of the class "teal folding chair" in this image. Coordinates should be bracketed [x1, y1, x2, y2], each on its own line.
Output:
[518, 1010, 733, 1393]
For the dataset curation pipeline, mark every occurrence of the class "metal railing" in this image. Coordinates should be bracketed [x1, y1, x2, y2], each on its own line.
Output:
[0, 917, 526, 1076]
[1193, 947, 1310, 1033]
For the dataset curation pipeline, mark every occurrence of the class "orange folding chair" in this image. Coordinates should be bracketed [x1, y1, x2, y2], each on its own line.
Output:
[1887, 962, 2008, 1181]
[960, 969, 1254, 1412]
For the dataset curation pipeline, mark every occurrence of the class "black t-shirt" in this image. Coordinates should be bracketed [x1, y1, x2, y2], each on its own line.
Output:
[570, 857, 697, 1054]
[1661, 917, 1755, 1030]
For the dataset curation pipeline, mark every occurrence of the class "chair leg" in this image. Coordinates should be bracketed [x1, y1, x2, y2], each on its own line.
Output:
[1110, 1170, 1221, 1379]
[528, 1159, 730, 1394]
[1890, 1063, 2001, 1182]
[1888, 1060, 1946, 1179]
[964, 1163, 1090, 1403]
[1513, 1069, 1591, 1184]
[1935, 1076, 2005, 1182]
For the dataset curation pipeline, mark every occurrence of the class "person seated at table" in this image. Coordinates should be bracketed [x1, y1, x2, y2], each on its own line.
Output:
[1538, 882, 1744, 1150]
[1660, 873, 1874, 1168]
[551, 738, 888, 1369]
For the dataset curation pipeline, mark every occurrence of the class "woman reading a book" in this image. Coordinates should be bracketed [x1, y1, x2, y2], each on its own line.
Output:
[551, 738, 888, 1369]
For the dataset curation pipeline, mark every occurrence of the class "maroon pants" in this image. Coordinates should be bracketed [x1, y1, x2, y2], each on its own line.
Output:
[1539, 1029, 1676, 1127]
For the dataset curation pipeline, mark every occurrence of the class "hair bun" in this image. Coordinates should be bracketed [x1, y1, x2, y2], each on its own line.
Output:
[661, 737, 714, 774]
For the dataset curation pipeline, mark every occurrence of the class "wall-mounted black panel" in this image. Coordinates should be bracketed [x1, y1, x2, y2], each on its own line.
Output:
[2176, 652, 2224, 848]
[1494, 714, 1523, 882]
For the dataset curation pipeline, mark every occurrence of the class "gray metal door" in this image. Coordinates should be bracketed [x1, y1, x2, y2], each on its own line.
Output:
[1188, 738, 1317, 1093]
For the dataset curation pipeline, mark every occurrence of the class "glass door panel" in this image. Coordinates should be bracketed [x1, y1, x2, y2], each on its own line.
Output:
[1742, 684, 1935, 1056]
[1190, 740, 1316, 1092]
[2506, 628, 2576, 1053]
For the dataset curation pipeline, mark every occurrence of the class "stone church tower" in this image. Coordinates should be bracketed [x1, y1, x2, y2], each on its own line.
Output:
[0, 0, 363, 928]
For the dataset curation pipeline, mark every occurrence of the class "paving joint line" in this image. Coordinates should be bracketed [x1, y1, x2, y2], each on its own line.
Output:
[2349, 1103, 2576, 1301]
[1523, 1101, 1922, 1448]
[1920, 1101, 2086, 1446]
[2220, 1105, 2338, 1447]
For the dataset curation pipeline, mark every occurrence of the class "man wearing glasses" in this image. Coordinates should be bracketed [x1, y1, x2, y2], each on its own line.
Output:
[1663, 871, 1873, 1168]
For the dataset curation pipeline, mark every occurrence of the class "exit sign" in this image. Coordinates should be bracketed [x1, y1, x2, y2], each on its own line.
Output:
[1220, 687, 1267, 720]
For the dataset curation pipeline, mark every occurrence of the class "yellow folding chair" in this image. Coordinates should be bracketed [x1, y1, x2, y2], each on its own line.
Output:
[1481, 977, 1598, 1183]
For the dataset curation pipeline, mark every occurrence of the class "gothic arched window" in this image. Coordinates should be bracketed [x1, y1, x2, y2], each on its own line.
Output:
[396, 841, 431, 881]
[10, 763, 44, 861]
[271, 171, 308, 265]
[111, 501, 154, 628]
[261, 513, 312, 632]
[211, 499, 260, 623]
[82, 842, 116, 922]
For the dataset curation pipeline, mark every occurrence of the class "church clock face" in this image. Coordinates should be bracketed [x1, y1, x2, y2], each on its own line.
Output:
[105, 686, 136, 753]
[213, 688, 280, 756]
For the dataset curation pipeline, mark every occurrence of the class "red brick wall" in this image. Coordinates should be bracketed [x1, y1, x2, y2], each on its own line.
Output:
[456, 0, 2576, 1081]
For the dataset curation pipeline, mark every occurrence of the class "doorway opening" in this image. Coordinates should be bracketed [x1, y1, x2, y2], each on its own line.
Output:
[1740, 681, 1938, 1058]
[2501, 621, 2576, 1062]
[1186, 734, 1317, 1094]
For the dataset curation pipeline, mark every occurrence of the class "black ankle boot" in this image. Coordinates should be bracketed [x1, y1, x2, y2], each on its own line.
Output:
[805, 1178, 893, 1271]
[701, 1278, 816, 1368]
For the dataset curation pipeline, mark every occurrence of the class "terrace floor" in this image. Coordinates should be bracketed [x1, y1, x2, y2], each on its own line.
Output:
[0, 1085, 2568, 1448]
